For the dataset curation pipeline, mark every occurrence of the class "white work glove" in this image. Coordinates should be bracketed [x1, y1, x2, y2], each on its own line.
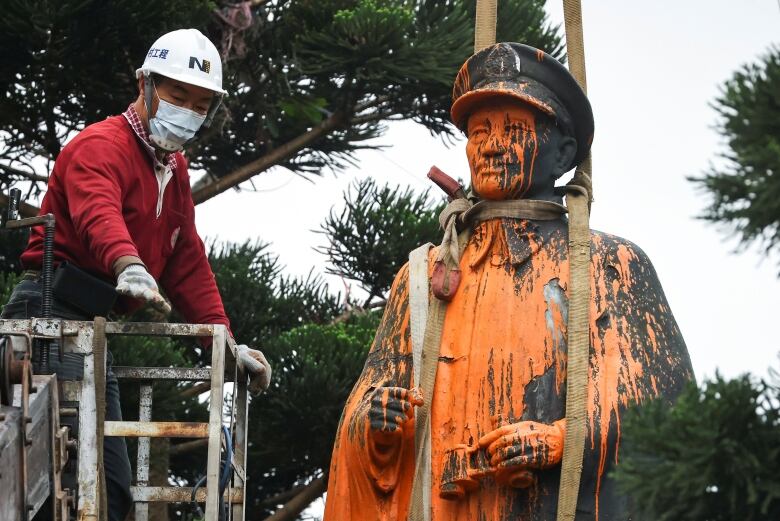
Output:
[116, 264, 172, 315]
[236, 344, 272, 395]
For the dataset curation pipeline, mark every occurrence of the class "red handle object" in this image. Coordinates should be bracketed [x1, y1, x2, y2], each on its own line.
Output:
[428, 166, 465, 200]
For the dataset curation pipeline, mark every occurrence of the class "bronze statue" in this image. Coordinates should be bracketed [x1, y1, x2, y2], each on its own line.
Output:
[324, 42, 693, 521]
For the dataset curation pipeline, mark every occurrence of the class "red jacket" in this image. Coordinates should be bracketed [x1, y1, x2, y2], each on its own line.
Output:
[21, 113, 230, 331]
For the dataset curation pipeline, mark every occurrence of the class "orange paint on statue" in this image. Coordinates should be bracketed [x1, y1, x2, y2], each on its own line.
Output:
[587, 235, 668, 518]
[452, 63, 471, 105]
[431, 221, 569, 520]
[325, 221, 693, 520]
[466, 104, 540, 200]
[323, 104, 693, 520]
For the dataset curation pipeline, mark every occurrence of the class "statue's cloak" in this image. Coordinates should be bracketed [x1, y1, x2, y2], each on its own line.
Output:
[324, 218, 693, 521]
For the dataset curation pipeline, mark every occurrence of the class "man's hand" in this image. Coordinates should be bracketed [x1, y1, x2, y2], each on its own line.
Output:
[368, 387, 424, 445]
[116, 264, 171, 315]
[235, 344, 271, 395]
[478, 419, 566, 472]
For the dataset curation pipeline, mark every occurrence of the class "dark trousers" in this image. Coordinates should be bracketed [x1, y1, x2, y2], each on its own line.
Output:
[2, 279, 133, 521]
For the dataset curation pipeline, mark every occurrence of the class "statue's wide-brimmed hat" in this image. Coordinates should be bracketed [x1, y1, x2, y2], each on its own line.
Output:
[451, 42, 594, 170]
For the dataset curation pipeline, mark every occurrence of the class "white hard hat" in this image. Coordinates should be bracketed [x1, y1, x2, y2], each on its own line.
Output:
[136, 29, 226, 94]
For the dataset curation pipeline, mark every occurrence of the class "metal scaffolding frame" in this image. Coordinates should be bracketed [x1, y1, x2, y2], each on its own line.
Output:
[0, 318, 249, 521]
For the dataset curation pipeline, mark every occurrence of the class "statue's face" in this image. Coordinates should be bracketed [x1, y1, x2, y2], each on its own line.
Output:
[466, 99, 575, 201]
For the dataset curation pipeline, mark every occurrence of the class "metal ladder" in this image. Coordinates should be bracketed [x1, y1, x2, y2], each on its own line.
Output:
[0, 318, 249, 520]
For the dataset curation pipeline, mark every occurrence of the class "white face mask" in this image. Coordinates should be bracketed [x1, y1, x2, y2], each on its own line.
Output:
[148, 87, 207, 152]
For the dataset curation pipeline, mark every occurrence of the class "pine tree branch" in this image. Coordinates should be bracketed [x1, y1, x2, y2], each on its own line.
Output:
[178, 381, 211, 399]
[0, 163, 49, 184]
[260, 482, 309, 507]
[354, 95, 391, 113]
[350, 112, 391, 126]
[169, 438, 208, 456]
[259, 476, 327, 521]
[191, 110, 345, 205]
[331, 298, 386, 324]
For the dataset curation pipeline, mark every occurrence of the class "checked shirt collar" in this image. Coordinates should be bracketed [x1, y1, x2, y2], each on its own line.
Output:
[122, 104, 178, 171]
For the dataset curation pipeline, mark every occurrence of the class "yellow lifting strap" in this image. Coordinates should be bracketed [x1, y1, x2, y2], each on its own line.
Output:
[472, 1, 594, 520]
[557, 1, 592, 519]
[474, 0, 498, 52]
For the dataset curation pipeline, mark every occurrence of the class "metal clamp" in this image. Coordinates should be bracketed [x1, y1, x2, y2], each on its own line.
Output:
[31, 318, 62, 339]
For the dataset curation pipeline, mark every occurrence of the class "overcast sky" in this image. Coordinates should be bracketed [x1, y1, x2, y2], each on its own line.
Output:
[197, 0, 780, 382]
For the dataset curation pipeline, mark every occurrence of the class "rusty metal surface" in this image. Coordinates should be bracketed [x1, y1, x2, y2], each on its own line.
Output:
[51, 380, 76, 521]
[60, 381, 81, 402]
[135, 384, 152, 521]
[233, 363, 250, 519]
[104, 321, 215, 338]
[7, 353, 27, 386]
[226, 335, 238, 361]
[0, 319, 250, 520]
[54, 423, 75, 521]
[0, 319, 219, 339]
[0, 407, 24, 520]
[52, 382, 79, 521]
[0, 318, 35, 336]
[1, 318, 223, 344]
[31, 318, 62, 339]
[61, 325, 94, 355]
[4, 330, 33, 356]
[130, 485, 243, 503]
[60, 406, 78, 417]
[0, 338, 13, 405]
[206, 325, 227, 520]
[0, 318, 61, 340]
[232, 457, 247, 485]
[105, 420, 209, 438]
[76, 326, 98, 520]
[136, 387, 153, 482]
[25, 375, 56, 517]
[112, 366, 212, 381]
[3, 214, 53, 229]
[15, 356, 32, 519]
[92, 317, 108, 520]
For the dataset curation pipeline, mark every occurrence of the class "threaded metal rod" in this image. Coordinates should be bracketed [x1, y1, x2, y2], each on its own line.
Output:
[38, 214, 55, 374]
[41, 218, 54, 318]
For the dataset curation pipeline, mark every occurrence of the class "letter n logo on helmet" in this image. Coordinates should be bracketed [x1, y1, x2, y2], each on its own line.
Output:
[189, 56, 211, 73]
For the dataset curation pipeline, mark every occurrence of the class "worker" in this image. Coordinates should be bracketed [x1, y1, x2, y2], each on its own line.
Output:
[1, 29, 271, 520]
[323, 43, 693, 521]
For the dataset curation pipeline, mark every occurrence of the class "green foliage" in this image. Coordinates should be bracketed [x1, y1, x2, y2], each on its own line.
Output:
[110, 335, 207, 423]
[0, 0, 214, 192]
[200, 239, 386, 514]
[0, 0, 562, 192]
[245, 311, 381, 514]
[615, 374, 780, 521]
[208, 241, 343, 346]
[0, 179, 450, 515]
[691, 47, 780, 269]
[318, 178, 444, 303]
[0, 271, 21, 306]
[109, 333, 209, 521]
[201, 187, 444, 515]
[0, 2, 566, 515]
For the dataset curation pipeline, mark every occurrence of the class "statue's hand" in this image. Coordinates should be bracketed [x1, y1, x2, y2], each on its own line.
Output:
[478, 419, 566, 472]
[368, 386, 424, 446]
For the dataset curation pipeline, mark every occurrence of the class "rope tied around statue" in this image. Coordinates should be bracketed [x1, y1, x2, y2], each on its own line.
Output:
[428, 166, 592, 301]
